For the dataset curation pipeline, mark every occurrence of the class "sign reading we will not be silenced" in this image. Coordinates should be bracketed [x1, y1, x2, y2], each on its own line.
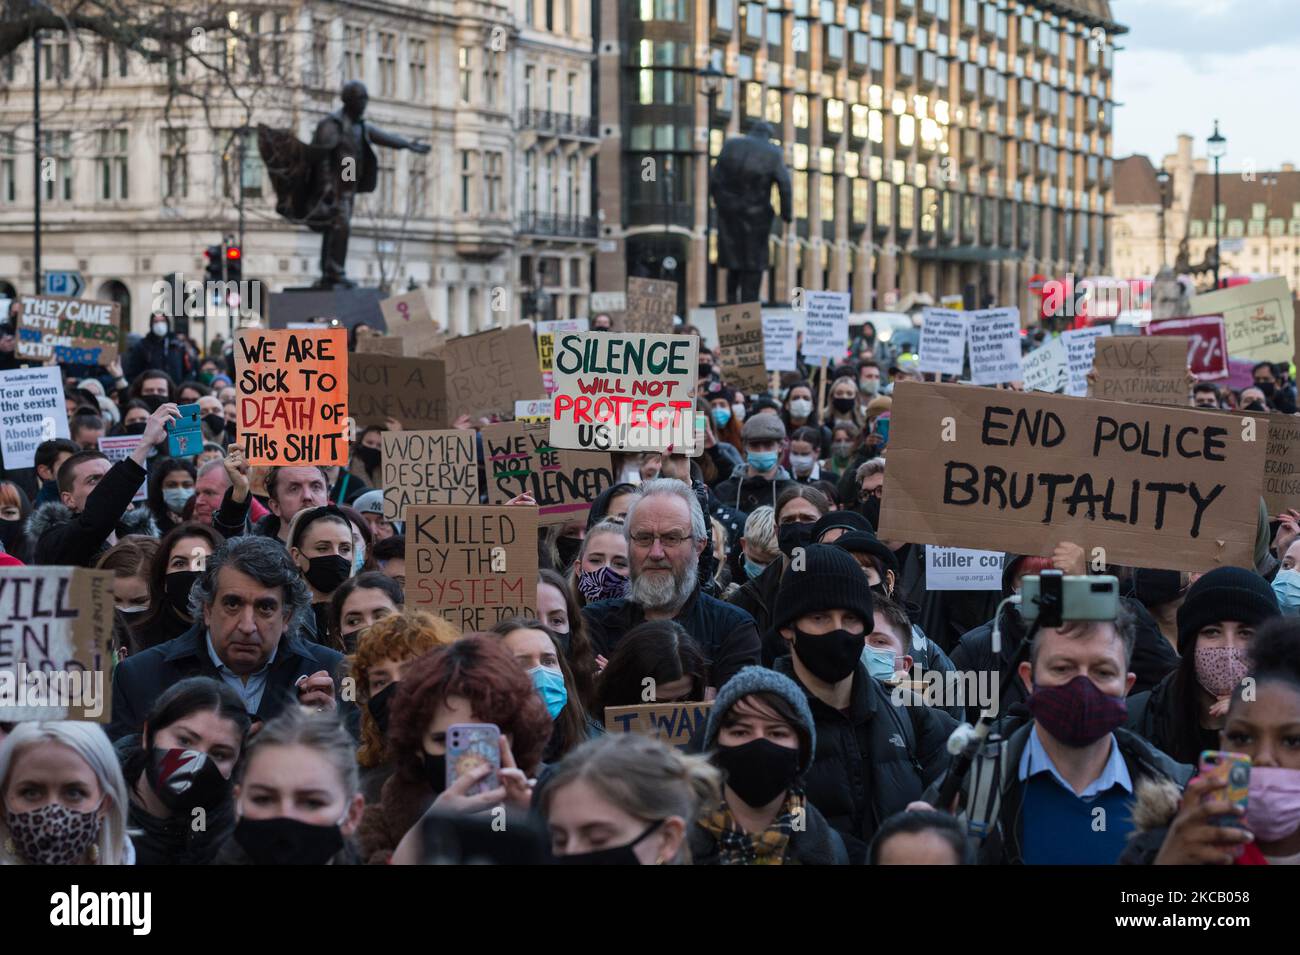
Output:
[0, 366, 70, 470]
[236, 328, 349, 466]
[482, 419, 614, 526]
[405, 505, 538, 632]
[876, 381, 1264, 572]
[16, 295, 121, 366]
[381, 429, 478, 521]
[549, 332, 698, 452]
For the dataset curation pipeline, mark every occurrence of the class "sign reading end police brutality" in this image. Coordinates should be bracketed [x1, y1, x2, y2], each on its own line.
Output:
[236, 328, 349, 466]
[549, 332, 698, 452]
[876, 381, 1264, 572]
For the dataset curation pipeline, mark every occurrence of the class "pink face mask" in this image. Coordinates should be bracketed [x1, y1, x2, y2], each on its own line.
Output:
[1194, 645, 1249, 698]
[1247, 766, 1300, 843]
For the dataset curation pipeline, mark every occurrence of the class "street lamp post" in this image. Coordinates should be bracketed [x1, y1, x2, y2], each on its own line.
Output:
[1207, 120, 1227, 289]
[697, 63, 722, 304]
[33, 27, 41, 293]
[1155, 168, 1170, 268]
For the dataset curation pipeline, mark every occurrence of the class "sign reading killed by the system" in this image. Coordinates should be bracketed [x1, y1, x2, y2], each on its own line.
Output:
[16, 295, 121, 366]
[0, 366, 70, 470]
[481, 419, 614, 526]
[1190, 276, 1293, 364]
[549, 332, 698, 452]
[604, 702, 714, 751]
[715, 302, 767, 394]
[1146, 315, 1228, 380]
[235, 328, 349, 466]
[348, 353, 448, 430]
[917, 308, 968, 377]
[966, 308, 1023, 385]
[381, 429, 478, 521]
[624, 277, 677, 334]
[0, 566, 114, 723]
[434, 325, 545, 422]
[1088, 336, 1190, 406]
[876, 381, 1264, 572]
[405, 505, 538, 632]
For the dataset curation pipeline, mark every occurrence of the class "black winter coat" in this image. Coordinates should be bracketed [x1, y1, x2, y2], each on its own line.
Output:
[728, 557, 785, 662]
[26, 457, 158, 566]
[773, 655, 957, 864]
[1124, 669, 1217, 767]
[689, 797, 849, 865]
[712, 465, 796, 515]
[123, 332, 191, 384]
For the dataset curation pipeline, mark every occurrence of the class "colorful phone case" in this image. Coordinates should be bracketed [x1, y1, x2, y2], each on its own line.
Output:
[446, 723, 501, 797]
[1199, 750, 1250, 826]
[166, 403, 204, 458]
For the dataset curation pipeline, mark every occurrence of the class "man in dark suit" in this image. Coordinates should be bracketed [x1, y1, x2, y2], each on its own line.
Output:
[108, 536, 345, 740]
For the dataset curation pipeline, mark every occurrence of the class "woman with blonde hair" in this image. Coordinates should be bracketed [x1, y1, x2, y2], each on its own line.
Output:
[0, 721, 132, 865]
[541, 733, 721, 865]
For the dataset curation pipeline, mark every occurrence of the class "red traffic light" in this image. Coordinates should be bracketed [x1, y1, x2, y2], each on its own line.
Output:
[226, 246, 241, 261]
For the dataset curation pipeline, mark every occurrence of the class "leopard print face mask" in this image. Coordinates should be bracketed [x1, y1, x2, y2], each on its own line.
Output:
[5, 801, 104, 865]
[1194, 645, 1250, 698]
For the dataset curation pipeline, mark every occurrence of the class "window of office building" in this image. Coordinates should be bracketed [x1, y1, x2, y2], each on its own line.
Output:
[459, 47, 472, 103]
[98, 129, 128, 200]
[160, 128, 187, 200]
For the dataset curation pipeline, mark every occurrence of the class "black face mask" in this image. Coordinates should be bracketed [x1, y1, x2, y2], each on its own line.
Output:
[1256, 380, 1277, 398]
[832, 396, 856, 414]
[554, 819, 663, 865]
[553, 629, 571, 657]
[0, 517, 21, 552]
[164, 569, 201, 618]
[859, 495, 881, 531]
[140, 394, 165, 412]
[777, 522, 813, 558]
[233, 816, 344, 866]
[203, 413, 227, 436]
[124, 421, 148, 436]
[714, 738, 800, 808]
[870, 582, 889, 600]
[555, 535, 582, 569]
[366, 681, 398, 736]
[355, 445, 381, 471]
[422, 751, 447, 796]
[303, 554, 352, 594]
[146, 747, 232, 813]
[699, 363, 713, 378]
[1244, 400, 1268, 413]
[225, 421, 238, 444]
[793, 626, 865, 684]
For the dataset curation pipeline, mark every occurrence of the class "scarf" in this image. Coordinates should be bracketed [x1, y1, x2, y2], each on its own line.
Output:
[698, 790, 804, 865]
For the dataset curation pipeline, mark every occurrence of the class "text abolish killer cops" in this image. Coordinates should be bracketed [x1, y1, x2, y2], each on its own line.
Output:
[943, 405, 1230, 537]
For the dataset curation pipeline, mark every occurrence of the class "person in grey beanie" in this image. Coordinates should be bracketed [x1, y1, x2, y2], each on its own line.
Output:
[689, 666, 848, 865]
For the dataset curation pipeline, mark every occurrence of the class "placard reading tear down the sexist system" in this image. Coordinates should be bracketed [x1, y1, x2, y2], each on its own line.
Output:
[549, 332, 699, 452]
[235, 328, 349, 466]
[876, 381, 1264, 572]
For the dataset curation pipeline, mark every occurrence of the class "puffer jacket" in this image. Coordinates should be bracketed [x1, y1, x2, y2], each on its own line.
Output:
[773, 655, 957, 864]
[26, 457, 158, 566]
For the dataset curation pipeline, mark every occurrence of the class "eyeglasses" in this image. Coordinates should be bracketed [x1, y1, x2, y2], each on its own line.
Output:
[629, 531, 694, 548]
[860, 486, 884, 502]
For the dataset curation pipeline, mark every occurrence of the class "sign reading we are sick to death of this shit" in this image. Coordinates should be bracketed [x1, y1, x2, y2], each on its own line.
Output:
[549, 332, 698, 452]
[235, 328, 349, 466]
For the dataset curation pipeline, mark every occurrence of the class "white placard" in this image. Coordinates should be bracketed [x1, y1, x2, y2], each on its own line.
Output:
[515, 398, 552, 420]
[537, 318, 588, 336]
[1020, 337, 1068, 393]
[98, 435, 148, 502]
[0, 366, 70, 470]
[590, 292, 626, 313]
[1062, 324, 1113, 397]
[925, 546, 1005, 591]
[917, 308, 968, 376]
[966, 307, 1023, 385]
[801, 290, 851, 360]
[762, 313, 799, 372]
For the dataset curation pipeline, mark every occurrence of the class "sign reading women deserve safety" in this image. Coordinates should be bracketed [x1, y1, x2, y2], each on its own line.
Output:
[381, 429, 478, 520]
[549, 332, 698, 452]
[235, 328, 349, 466]
[876, 381, 1264, 572]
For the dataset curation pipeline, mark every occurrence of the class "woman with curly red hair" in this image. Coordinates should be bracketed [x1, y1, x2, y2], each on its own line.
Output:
[356, 634, 553, 864]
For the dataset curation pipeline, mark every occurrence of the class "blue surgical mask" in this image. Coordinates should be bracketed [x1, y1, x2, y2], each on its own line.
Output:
[529, 665, 568, 720]
[1272, 569, 1300, 615]
[861, 644, 899, 681]
[712, 407, 732, 428]
[743, 556, 767, 580]
[162, 487, 195, 513]
[747, 451, 778, 473]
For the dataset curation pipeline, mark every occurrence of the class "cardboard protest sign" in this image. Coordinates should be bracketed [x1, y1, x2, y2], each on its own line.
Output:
[966, 308, 1023, 385]
[1020, 337, 1068, 393]
[549, 332, 698, 452]
[434, 325, 545, 421]
[98, 436, 147, 502]
[0, 566, 114, 722]
[1088, 336, 1190, 406]
[348, 353, 448, 430]
[0, 366, 70, 470]
[537, 319, 588, 395]
[875, 381, 1264, 572]
[16, 295, 121, 366]
[624, 277, 677, 334]
[1146, 315, 1228, 380]
[917, 308, 968, 376]
[481, 419, 614, 525]
[604, 702, 714, 751]
[405, 504, 538, 632]
[381, 429, 478, 521]
[802, 291, 850, 360]
[356, 336, 405, 356]
[235, 328, 349, 466]
[1190, 277, 1293, 363]
[1260, 414, 1300, 516]
[379, 289, 443, 354]
[762, 312, 799, 372]
[715, 302, 767, 394]
[925, 546, 1004, 590]
[1062, 325, 1112, 397]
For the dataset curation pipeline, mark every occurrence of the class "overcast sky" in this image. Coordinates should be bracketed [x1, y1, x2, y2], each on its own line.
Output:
[1111, 0, 1300, 171]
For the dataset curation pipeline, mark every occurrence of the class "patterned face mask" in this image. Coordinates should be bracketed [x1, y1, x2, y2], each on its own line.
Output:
[577, 565, 630, 603]
[4, 800, 104, 865]
[1194, 645, 1250, 698]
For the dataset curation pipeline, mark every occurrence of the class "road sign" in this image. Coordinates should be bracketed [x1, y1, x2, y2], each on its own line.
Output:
[44, 271, 84, 298]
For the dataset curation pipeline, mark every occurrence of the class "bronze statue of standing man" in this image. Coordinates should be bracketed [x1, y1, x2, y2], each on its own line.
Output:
[708, 121, 793, 304]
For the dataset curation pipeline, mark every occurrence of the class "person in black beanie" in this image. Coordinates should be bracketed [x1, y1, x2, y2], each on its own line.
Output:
[1125, 566, 1280, 765]
[769, 544, 956, 863]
